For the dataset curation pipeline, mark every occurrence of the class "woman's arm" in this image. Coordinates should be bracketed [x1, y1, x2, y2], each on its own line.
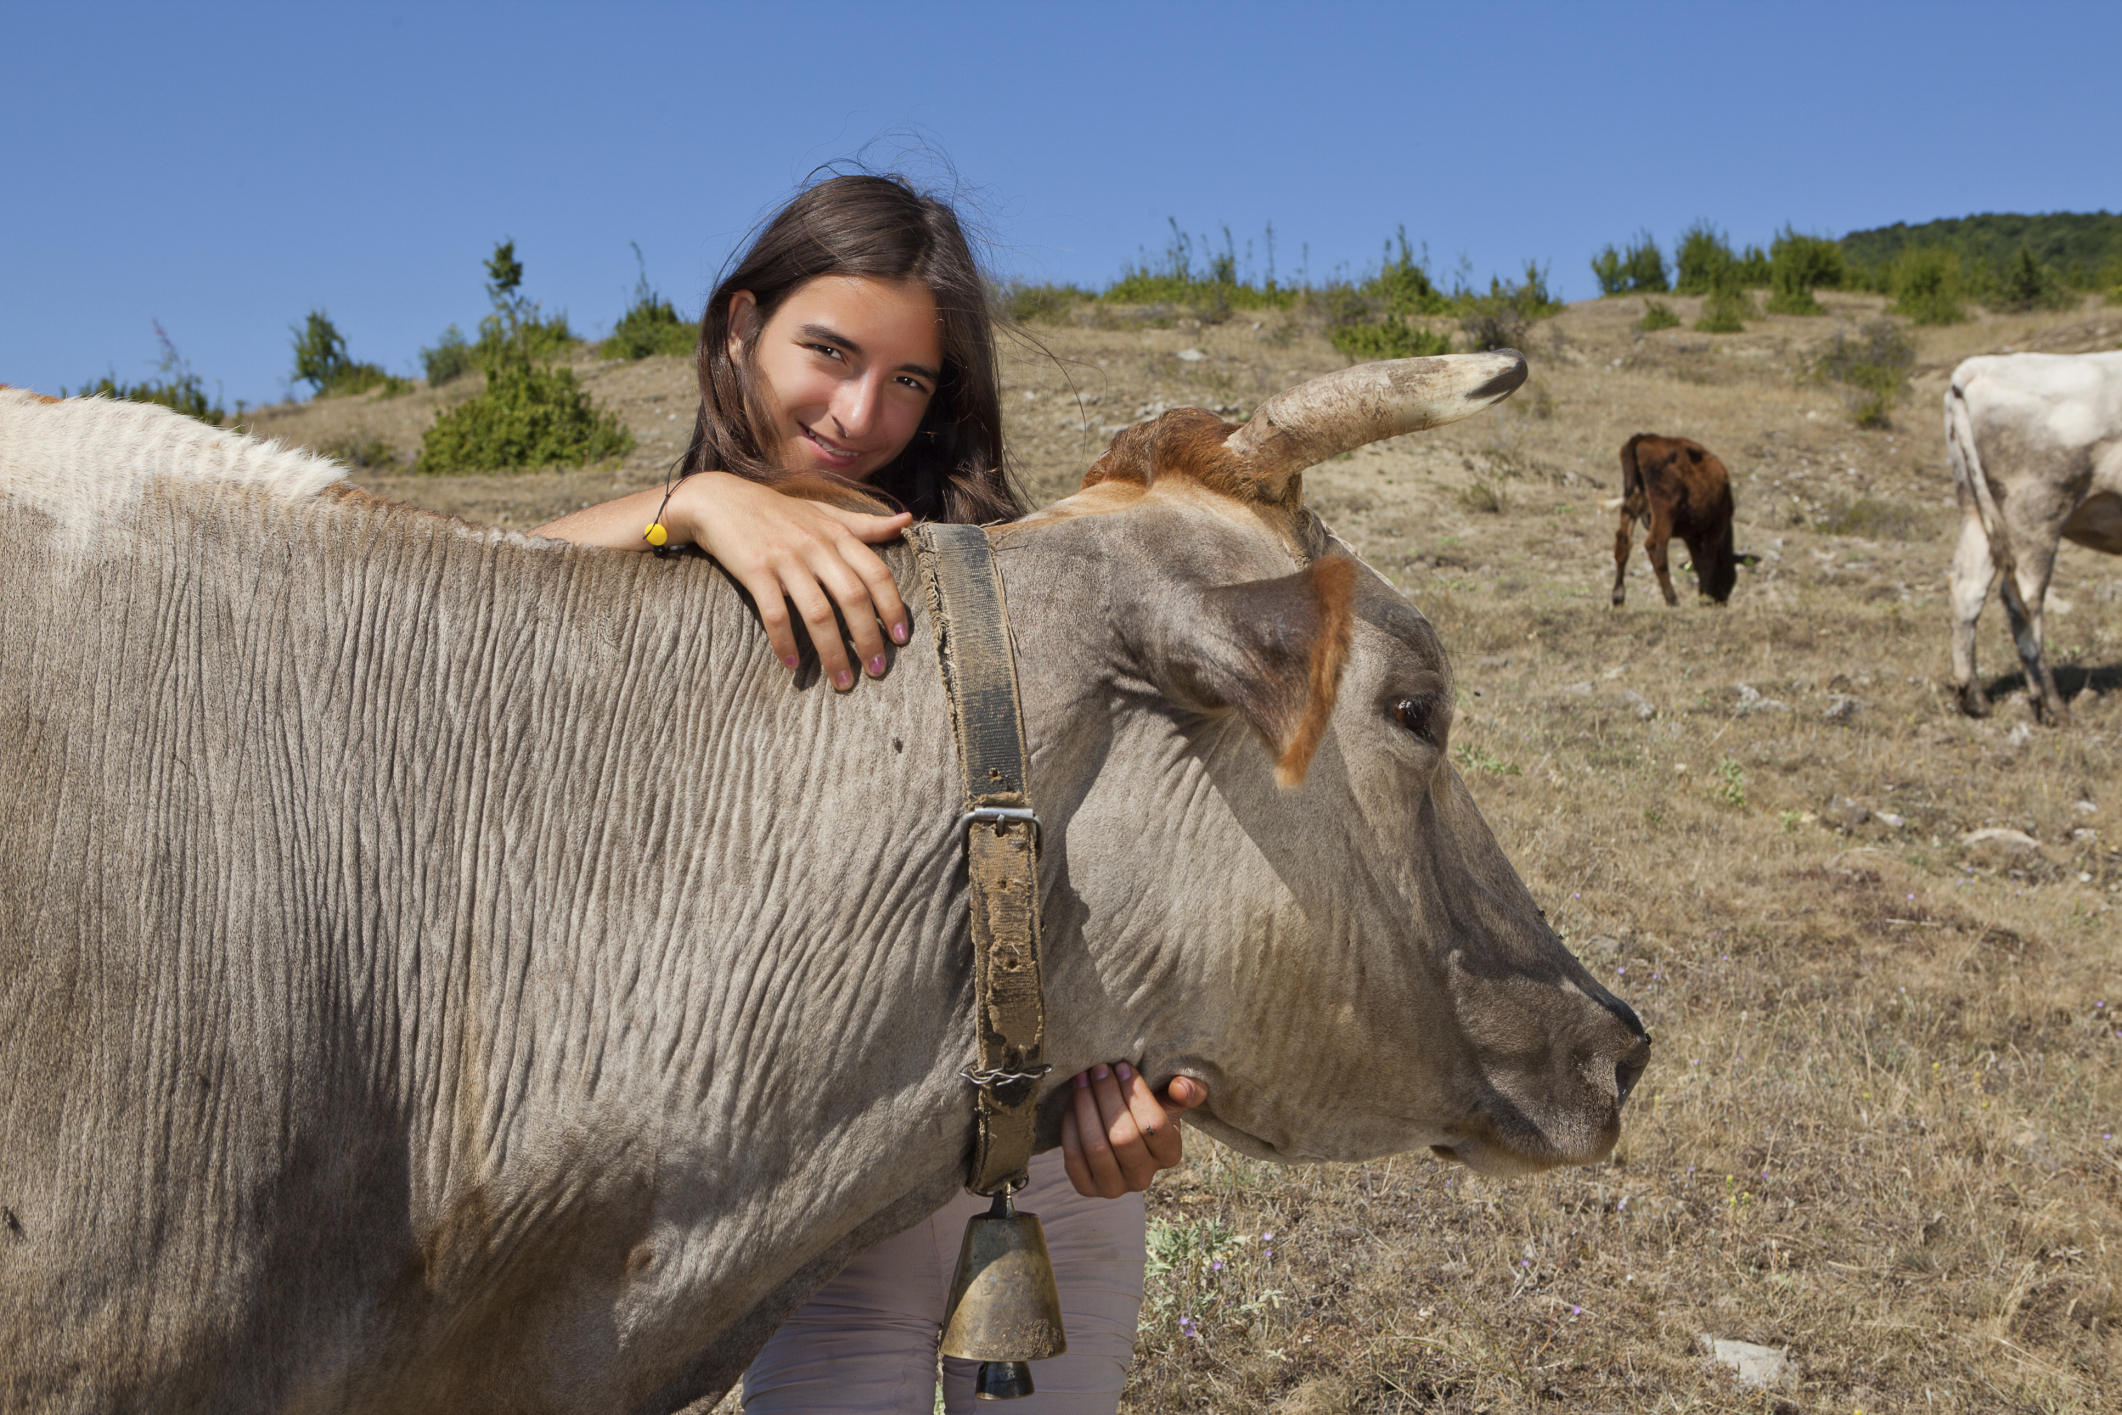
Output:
[535, 472, 913, 690]
[1061, 1065, 1210, 1199]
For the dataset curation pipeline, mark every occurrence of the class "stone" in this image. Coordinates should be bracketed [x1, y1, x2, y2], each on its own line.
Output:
[1824, 694, 1862, 722]
[1563, 681, 1593, 696]
[2075, 800, 2099, 816]
[1875, 811, 1906, 829]
[1826, 796, 1870, 830]
[1962, 827, 2040, 854]
[2006, 722, 2033, 748]
[1623, 689, 1657, 721]
[1176, 347, 1207, 363]
[1735, 683, 1790, 714]
[1698, 1335, 1795, 1389]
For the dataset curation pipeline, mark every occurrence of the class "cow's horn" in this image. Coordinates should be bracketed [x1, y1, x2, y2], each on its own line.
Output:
[1224, 351, 1527, 494]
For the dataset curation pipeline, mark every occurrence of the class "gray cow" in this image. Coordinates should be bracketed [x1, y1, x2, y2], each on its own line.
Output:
[0, 358, 1646, 1414]
[1947, 350, 2122, 723]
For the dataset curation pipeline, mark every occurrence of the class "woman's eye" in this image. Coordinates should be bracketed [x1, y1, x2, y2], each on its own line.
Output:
[809, 343, 845, 362]
[1392, 697, 1433, 740]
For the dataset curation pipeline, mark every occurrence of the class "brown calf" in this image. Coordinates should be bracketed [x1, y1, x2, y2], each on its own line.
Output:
[1609, 433, 1736, 606]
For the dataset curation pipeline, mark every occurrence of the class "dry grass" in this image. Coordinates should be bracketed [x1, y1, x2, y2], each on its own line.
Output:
[265, 292, 2122, 1414]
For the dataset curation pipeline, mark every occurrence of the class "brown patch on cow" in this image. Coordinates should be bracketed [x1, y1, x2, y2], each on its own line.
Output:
[1277, 557, 1357, 787]
[1085, 407, 1304, 515]
[1192, 554, 1357, 788]
[0, 385, 62, 405]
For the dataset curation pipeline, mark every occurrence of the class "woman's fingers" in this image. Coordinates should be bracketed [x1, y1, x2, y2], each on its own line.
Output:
[1067, 1067, 1131, 1199]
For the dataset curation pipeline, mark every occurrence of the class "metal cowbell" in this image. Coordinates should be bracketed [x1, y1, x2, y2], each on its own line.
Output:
[938, 1191, 1067, 1390]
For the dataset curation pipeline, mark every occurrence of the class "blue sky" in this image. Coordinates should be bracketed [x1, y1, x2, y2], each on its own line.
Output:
[3, 1, 2114, 408]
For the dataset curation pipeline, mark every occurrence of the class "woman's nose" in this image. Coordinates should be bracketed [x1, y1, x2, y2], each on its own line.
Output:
[831, 374, 881, 438]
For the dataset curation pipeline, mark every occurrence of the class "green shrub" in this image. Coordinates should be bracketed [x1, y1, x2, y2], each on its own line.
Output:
[1591, 232, 1670, 295]
[1365, 229, 1451, 315]
[70, 321, 225, 425]
[1766, 226, 1845, 315]
[417, 356, 633, 473]
[421, 326, 477, 387]
[1002, 282, 1089, 324]
[1674, 220, 1735, 294]
[1992, 244, 2075, 312]
[291, 310, 408, 398]
[1635, 298, 1681, 331]
[1329, 314, 1452, 361]
[1811, 319, 1915, 428]
[415, 241, 631, 473]
[602, 242, 699, 360]
[1889, 246, 1966, 324]
[1458, 261, 1558, 351]
[1694, 271, 1756, 333]
[1104, 220, 1295, 312]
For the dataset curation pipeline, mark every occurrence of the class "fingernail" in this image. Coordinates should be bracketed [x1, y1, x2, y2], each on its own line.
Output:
[1074, 1072, 1088, 1089]
[1117, 1062, 1134, 1080]
[892, 622, 909, 644]
[782, 654, 800, 669]
[867, 655, 886, 676]
[834, 670, 853, 690]
[1092, 1064, 1109, 1080]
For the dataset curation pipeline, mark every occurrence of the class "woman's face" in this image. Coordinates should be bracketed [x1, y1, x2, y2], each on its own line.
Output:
[728, 275, 945, 483]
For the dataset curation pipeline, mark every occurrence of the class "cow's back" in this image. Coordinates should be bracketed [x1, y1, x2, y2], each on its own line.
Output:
[0, 392, 416, 1406]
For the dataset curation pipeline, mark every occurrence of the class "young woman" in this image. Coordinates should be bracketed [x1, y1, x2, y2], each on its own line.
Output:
[537, 173, 1207, 1414]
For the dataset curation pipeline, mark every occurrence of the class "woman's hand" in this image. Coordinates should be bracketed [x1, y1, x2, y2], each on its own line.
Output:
[1060, 1063, 1210, 1200]
[533, 474, 912, 690]
[670, 473, 911, 689]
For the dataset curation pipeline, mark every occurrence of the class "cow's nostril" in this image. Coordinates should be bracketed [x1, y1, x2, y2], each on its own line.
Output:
[1614, 1040, 1650, 1106]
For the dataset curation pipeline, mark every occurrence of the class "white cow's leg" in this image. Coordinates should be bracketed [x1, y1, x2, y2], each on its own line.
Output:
[1948, 511, 1997, 716]
[1999, 543, 2067, 726]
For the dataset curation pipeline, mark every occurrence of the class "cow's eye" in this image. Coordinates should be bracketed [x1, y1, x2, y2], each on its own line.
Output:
[1392, 696, 1435, 741]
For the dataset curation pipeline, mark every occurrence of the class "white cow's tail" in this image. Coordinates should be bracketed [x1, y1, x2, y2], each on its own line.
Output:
[1945, 372, 2005, 545]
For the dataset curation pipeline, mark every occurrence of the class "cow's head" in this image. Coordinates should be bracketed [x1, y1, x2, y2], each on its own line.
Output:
[1006, 353, 1649, 1176]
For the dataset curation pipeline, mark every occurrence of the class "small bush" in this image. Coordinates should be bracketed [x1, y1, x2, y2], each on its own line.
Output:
[1766, 226, 1845, 315]
[603, 243, 699, 360]
[71, 321, 225, 425]
[1003, 282, 1089, 324]
[1889, 246, 1966, 324]
[1592, 232, 1670, 296]
[1992, 244, 2075, 313]
[1457, 477, 1508, 515]
[1694, 274, 1756, 333]
[1329, 314, 1452, 361]
[417, 357, 633, 474]
[1635, 298, 1681, 331]
[1811, 319, 1915, 428]
[291, 311, 409, 399]
[1366, 229, 1451, 316]
[1674, 221, 1734, 295]
[422, 325, 477, 387]
[1457, 262, 1558, 352]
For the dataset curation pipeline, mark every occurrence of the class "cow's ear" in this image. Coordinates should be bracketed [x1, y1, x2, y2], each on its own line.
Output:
[1145, 556, 1357, 788]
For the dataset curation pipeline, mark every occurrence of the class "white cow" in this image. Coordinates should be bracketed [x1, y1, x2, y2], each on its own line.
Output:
[1946, 351, 2122, 724]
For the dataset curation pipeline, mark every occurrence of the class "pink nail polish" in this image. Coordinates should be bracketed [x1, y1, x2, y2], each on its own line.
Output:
[834, 671, 853, 690]
[892, 622, 909, 644]
[782, 654, 799, 669]
[1117, 1063, 1134, 1080]
[1092, 1064, 1109, 1080]
[868, 655, 886, 676]
[1073, 1072, 1088, 1089]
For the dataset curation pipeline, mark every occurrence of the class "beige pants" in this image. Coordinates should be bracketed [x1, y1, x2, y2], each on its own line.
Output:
[742, 1150, 1146, 1414]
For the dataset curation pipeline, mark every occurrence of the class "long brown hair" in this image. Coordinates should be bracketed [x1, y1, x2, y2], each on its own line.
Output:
[681, 173, 1023, 525]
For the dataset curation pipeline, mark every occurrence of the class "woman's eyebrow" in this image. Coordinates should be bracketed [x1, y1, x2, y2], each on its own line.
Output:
[797, 323, 939, 382]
